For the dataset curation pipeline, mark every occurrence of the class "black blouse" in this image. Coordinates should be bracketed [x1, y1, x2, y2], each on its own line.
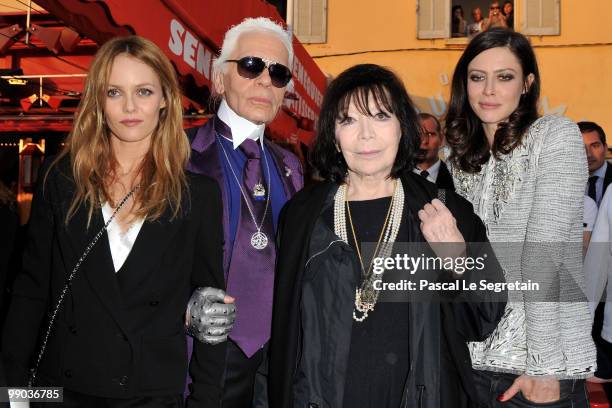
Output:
[324, 196, 411, 408]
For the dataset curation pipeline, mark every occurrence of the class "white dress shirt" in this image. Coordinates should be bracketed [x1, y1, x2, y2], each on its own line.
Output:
[584, 195, 598, 232]
[413, 159, 441, 183]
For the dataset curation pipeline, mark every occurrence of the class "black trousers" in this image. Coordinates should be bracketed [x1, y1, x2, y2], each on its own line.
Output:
[31, 388, 183, 407]
[221, 339, 265, 408]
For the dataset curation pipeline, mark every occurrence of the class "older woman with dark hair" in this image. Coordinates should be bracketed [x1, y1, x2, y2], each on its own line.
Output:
[446, 28, 596, 407]
[267, 64, 506, 408]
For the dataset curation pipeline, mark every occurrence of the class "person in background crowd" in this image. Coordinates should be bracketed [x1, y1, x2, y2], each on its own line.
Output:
[584, 195, 598, 256]
[1, 35, 226, 407]
[585, 187, 612, 394]
[0, 180, 18, 316]
[581, 121, 611, 207]
[0, 180, 18, 387]
[482, 1, 508, 31]
[185, 17, 303, 407]
[503, 1, 514, 29]
[468, 7, 485, 38]
[446, 28, 596, 407]
[452, 5, 468, 37]
[414, 113, 455, 190]
[581, 120, 612, 400]
[268, 63, 506, 408]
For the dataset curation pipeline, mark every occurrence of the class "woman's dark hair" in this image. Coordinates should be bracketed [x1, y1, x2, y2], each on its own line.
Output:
[452, 5, 465, 34]
[452, 5, 464, 21]
[446, 28, 540, 173]
[311, 64, 421, 183]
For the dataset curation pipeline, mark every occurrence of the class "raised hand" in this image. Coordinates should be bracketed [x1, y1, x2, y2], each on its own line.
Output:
[418, 198, 467, 270]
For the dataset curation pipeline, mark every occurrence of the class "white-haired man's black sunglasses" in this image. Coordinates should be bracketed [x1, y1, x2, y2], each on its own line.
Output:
[225, 56, 292, 88]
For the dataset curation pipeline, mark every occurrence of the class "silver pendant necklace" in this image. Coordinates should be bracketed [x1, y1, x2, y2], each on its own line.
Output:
[250, 230, 268, 250]
[253, 182, 266, 198]
[218, 136, 272, 250]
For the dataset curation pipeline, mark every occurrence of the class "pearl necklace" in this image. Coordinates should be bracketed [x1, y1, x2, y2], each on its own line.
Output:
[334, 179, 405, 322]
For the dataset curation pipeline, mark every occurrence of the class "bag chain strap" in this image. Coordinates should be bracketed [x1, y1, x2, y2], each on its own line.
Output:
[438, 188, 446, 204]
[28, 187, 137, 386]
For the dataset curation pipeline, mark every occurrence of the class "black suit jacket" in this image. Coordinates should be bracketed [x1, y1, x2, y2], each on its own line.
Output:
[436, 161, 455, 191]
[1, 157, 225, 402]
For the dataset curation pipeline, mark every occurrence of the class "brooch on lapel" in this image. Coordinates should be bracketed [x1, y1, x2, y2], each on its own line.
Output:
[285, 166, 292, 177]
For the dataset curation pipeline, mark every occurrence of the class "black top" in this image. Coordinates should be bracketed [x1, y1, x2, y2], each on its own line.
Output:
[324, 197, 411, 408]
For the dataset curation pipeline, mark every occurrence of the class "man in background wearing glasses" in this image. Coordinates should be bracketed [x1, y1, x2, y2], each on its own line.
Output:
[482, 1, 509, 31]
[184, 17, 303, 408]
[413, 113, 455, 190]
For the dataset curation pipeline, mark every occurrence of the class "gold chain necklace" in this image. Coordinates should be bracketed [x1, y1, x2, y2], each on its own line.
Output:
[334, 179, 404, 322]
[345, 179, 398, 321]
[345, 185, 394, 280]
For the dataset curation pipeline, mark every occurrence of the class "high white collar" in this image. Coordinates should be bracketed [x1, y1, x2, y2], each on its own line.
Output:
[414, 159, 441, 182]
[217, 99, 266, 150]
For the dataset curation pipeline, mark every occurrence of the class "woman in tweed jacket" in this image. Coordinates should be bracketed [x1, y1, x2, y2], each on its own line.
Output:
[445, 28, 596, 407]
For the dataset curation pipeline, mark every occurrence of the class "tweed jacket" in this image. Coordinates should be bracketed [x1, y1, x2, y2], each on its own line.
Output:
[449, 115, 596, 378]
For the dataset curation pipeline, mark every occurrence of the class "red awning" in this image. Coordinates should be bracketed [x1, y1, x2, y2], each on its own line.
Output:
[2, 0, 327, 146]
[34, 0, 326, 124]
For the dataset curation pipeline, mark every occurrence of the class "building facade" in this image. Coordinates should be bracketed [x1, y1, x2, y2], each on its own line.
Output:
[294, 0, 612, 134]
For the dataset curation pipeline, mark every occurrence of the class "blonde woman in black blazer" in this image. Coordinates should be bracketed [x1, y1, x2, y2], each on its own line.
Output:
[2, 36, 227, 407]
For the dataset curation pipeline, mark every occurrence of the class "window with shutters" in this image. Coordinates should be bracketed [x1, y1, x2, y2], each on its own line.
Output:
[417, 0, 560, 41]
[418, 0, 452, 39]
[521, 0, 559, 35]
[293, 0, 327, 44]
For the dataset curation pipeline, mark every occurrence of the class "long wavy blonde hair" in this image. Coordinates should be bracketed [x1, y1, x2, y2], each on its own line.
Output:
[54, 35, 190, 224]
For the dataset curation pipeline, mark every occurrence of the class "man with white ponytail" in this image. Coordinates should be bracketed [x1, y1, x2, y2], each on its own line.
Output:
[185, 17, 303, 407]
